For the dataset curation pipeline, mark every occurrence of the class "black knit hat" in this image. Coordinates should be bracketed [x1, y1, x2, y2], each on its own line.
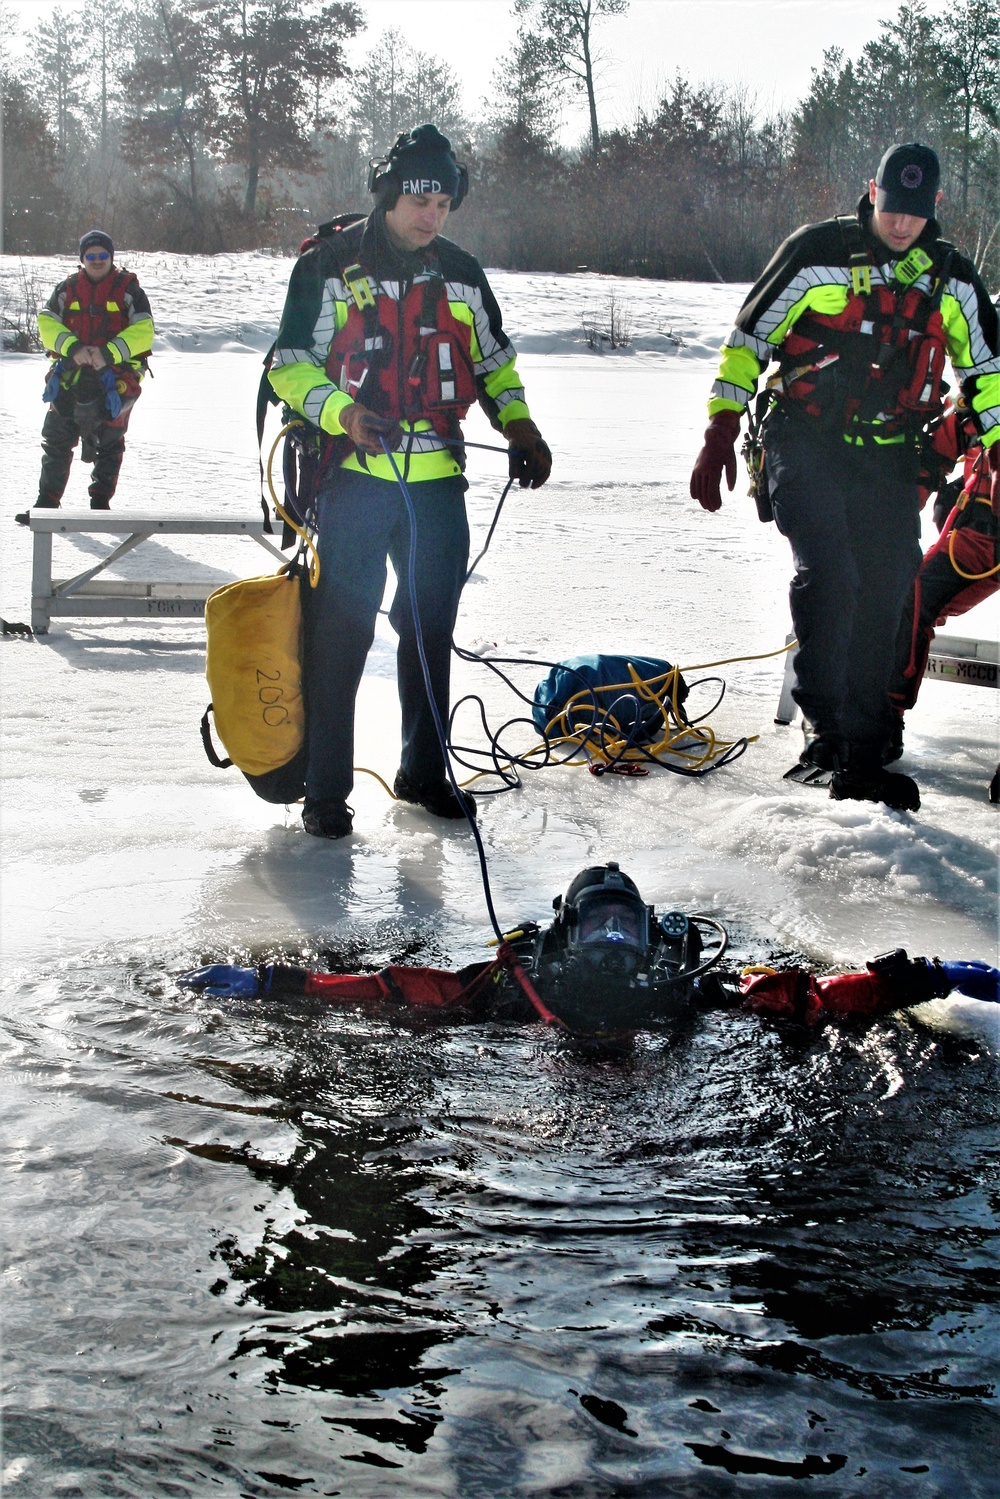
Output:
[875, 144, 940, 219]
[79, 230, 115, 260]
[372, 124, 467, 209]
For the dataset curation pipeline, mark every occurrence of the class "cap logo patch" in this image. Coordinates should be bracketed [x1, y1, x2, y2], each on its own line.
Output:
[402, 178, 443, 195]
[901, 165, 923, 189]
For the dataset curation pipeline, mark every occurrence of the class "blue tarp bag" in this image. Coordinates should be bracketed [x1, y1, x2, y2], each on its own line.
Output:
[532, 654, 688, 740]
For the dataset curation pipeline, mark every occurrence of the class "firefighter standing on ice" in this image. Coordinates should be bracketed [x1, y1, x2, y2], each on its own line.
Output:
[268, 124, 552, 840]
[33, 232, 154, 511]
[691, 143, 1000, 812]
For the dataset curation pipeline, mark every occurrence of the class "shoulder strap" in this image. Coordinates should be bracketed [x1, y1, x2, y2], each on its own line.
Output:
[419, 270, 445, 333]
[297, 213, 366, 258]
[929, 243, 956, 313]
[836, 215, 872, 297]
[315, 212, 366, 240]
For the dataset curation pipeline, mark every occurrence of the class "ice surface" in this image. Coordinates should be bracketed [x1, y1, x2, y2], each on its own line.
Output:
[1, 253, 996, 1042]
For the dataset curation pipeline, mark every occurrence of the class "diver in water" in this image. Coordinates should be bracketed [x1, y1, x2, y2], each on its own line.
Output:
[179, 863, 998, 1037]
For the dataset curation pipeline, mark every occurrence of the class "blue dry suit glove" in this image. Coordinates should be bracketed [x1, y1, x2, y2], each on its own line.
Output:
[938, 960, 1000, 1003]
[100, 367, 123, 419]
[43, 361, 64, 404]
[177, 964, 261, 998]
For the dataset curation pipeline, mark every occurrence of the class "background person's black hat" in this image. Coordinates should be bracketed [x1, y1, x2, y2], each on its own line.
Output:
[874, 143, 940, 219]
[79, 230, 114, 259]
[369, 124, 468, 210]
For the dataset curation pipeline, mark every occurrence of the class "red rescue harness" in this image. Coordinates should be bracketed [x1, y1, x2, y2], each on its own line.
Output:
[325, 261, 478, 441]
[63, 267, 138, 348]
[777, 219, 954, 441]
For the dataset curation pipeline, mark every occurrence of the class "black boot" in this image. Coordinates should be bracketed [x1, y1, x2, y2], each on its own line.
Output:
[783, 731, 841, 786]
[830, 748, 919, 812]
[883, 717, 904, 764]
[394, 768, 476, 820]
[302, 798, 353, 839]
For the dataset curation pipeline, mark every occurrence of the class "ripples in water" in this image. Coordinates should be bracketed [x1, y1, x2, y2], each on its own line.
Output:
[2, 945, 997, 1497]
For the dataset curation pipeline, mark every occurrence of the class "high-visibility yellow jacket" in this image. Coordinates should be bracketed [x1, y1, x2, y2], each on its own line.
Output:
[38, 267, 154, 381]
[709, 200, 999, 449]
[269, 211, 531, 482]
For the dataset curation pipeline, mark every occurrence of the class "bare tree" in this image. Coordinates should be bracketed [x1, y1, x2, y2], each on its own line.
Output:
[515, 0, 627, 152]
[938, 0, 999, 214]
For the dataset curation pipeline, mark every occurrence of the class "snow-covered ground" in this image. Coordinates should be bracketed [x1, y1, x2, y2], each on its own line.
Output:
[1, 252, 997, 1033]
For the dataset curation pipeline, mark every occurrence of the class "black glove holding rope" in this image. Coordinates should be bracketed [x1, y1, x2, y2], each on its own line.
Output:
[505, 418, 552, 489]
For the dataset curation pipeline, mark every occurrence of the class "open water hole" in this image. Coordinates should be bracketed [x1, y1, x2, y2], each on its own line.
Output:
[1, 947, 997, 1498]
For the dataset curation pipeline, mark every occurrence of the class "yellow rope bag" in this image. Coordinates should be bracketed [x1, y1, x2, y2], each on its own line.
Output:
[201, 565, 308, 803]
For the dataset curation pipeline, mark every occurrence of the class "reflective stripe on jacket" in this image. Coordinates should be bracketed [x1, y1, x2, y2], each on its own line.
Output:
[38, 268, 154, 376]
[709, 199, 1000, 449]
[268, 212, 530, 482]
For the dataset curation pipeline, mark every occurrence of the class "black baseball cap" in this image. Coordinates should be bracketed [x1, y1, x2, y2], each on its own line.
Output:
[875, 143, 940, 219]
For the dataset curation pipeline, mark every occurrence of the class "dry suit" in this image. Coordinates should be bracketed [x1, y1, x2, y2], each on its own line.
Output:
[710, 197, 999, 767]
[891, 409, 998, 713]
[36, 266, 154, 508]
[268, 209, 533, 803]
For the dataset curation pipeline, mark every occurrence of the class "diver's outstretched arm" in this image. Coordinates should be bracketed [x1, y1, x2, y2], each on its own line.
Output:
[739, 952, 999, 1026]
[176, 960, 495, 1010]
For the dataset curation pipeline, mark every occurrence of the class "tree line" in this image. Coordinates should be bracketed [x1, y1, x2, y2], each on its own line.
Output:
[2, 0, 997, 284]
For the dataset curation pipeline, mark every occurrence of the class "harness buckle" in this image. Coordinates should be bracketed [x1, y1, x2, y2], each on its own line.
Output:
[849, 255, 871, 297]
[342, 263, 376, 311]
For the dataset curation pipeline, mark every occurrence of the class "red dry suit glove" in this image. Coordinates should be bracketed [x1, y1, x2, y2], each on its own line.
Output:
[505, 418, 552, 489]
[690, 410, 740, 512]
[339, 402, 402, 456]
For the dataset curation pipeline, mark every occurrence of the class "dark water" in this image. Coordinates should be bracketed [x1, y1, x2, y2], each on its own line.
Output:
[2, 939, 998, 1498]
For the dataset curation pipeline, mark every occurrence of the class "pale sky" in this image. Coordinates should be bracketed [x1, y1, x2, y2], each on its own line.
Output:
[3, 0, 954, 145]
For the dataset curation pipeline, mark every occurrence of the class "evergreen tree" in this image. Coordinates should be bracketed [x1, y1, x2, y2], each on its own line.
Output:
[195, 0, 362, 218]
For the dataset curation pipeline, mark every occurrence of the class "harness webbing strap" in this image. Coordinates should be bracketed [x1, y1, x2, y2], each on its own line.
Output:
[837, 215, 871, 296]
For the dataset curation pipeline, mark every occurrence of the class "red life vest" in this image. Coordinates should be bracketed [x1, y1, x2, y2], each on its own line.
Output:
[62, 267, 139, 348]
[777, 223, 954, 441]
[324, 265, 479, 439]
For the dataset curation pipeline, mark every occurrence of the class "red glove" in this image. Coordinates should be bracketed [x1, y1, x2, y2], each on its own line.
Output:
[989, 443, 1000, 517]
[690, 410, 740, 512]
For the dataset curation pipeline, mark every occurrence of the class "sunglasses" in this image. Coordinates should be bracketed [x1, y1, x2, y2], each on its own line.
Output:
[84, 251, 111, 262]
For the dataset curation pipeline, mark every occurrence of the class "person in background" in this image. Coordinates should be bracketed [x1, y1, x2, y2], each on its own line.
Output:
[32, 232, 154, 512]
[269, 124, 551, 840]
[889, 394, 999, 756]
[690, 143, 999, 812]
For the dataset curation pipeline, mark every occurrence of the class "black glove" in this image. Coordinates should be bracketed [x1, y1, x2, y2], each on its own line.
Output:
[932, 477, 963, 533]
[505, 418, 552, 489]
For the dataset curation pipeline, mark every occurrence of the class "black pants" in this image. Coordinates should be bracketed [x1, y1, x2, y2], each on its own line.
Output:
[766, 413, 922, 758]
[38, 388, 128, 507]
[305, 468, 470, 802]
